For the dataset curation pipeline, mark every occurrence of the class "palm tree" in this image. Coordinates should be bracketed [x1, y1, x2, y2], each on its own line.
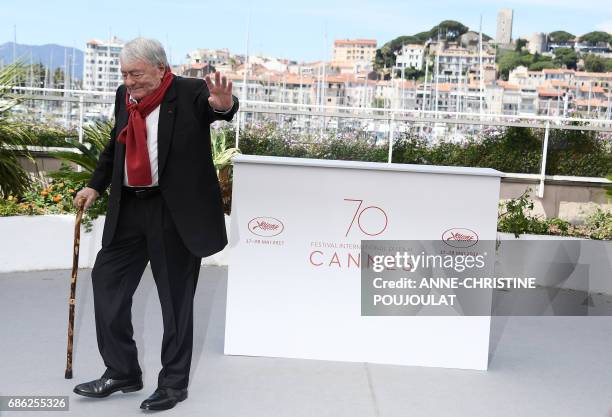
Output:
[0, 63, 34, 197]
[50, 123, 241, 211]
[211, 129, 240, 214]
[51, 122, 240, 214]
[48, 121, 113, 182]
[52, 123, 237, 179]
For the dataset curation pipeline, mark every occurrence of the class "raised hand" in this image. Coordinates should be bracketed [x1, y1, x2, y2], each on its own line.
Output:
[205, 71, 233, 112]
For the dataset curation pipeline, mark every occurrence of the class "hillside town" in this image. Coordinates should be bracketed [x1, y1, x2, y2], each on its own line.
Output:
[76, 9, 612, 119]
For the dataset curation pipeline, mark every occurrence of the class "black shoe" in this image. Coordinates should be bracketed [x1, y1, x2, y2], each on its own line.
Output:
[73, 376, 143, 398]
[140, 387, 188, 411]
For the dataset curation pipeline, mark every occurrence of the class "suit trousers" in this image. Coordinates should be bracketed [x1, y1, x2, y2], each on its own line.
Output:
[91, 188, 201, 389]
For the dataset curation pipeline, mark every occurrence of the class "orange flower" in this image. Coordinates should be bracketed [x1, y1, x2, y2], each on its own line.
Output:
[53, 195, 62, 203]
[40, 190, 49, 197]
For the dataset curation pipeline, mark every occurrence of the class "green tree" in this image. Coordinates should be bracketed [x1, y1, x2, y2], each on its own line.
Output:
[548, 31, 575, 43]
[48, 121, 113, 183]
[584, 54, 607, 72]
[396, 67, 424, 80]
[0, 63, 36, 197]
[497, 50, 523, 80]
[496, 49, 560, 80]
[53, 68, 65, 88]
[29, 63, 47, 87]
[528, 61, 556, 71]
[515, 38, 528, 51]
[413, 31, 432, 43]
[14, 63, 47, 87]
[374, 20, 471, 71]
[519, 52, 536, 67]
[429, 20, 469, 41]
[374, 34, 432, 70]
[210, 129, 241, 214]
[372, 97, 385, 108]
[553, 47, 578, 69]
[579, 31, 612, 45]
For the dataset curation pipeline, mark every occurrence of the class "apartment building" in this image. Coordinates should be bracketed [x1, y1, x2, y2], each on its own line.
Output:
[180, 63, 215, 78]
[185, 48, 230, 66]
[433, 48, 496, 83]
[396, 44, 425, 70]
[494, 66, 612, 116]
[509, 66, 546, 87]
[83, 37, 124, 92]
[228, 72, 314, 105]
[344, 76, 377, 108]
[332, 39, 377, 65]
[574, 71, 612, 89]
[223, 54, 611, 118]
[413, 82, 484, 114]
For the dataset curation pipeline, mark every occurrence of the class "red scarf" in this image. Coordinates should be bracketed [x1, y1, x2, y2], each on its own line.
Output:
[117, 70, 174, 186]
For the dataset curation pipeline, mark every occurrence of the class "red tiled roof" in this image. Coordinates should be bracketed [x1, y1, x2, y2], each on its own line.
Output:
[189, 63, 211, 70]
[550, 80, 570, 88]
[574, 98, 610, 107]
[498, 81, 520, 90]
[538, 88, 563, 97]
[436, 83, 456, 92]
[579, 85, 606, 93]
[334, 39, 377, 46]
[574, 72, 612, 78]
[543, 69, 575, 74]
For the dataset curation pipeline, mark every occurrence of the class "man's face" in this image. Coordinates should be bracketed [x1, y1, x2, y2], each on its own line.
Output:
[120, 60, 165, 100]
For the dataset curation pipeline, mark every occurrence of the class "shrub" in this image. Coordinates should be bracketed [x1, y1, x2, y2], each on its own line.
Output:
[0, 173, 108, 231]
[497, 188, 611, 240]
[497, 189, 549, 237]
[583, 208, 612, 240]
[236, 124, 611, 177]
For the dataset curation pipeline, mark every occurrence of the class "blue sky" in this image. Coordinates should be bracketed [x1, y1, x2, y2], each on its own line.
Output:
[1, 0, 611, 64]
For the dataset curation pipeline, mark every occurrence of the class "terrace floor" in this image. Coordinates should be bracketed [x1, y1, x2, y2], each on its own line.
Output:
[0, 266, 611, 417]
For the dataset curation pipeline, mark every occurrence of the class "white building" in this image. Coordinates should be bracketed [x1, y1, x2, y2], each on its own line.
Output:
[261, 58, 289, 73]
[496, 9, 514, 45]
[83, 37, 124, 92]
[228, 72, 314, 106]
[396, 44, 425, 70]
[185, 48, 230, 67]
[246, 55, 291, 73]
[433, 48, 496, 83]
[509, 66, 546, 88]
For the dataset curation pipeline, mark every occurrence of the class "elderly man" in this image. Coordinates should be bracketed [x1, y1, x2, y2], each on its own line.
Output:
[72, 37, 238, 411]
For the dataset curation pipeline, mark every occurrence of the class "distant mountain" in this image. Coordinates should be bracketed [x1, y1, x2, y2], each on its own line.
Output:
[0, 42, 84, 80]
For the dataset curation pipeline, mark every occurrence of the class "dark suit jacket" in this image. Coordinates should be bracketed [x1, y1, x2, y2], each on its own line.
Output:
[88, 76, 239, 258]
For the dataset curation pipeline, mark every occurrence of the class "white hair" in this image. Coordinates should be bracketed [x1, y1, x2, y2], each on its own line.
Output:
[120, 37, 169, 68]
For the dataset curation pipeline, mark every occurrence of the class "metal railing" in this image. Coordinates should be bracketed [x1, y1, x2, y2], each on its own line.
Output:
[6, 86, 612, 197]
[235, 100, 612, 197]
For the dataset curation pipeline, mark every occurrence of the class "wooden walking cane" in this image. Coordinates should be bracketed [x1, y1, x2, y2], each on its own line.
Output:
[65, 201, 84, 379]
